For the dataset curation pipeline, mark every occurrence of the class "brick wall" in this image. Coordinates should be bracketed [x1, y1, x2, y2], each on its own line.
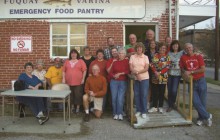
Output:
[152, 0, 176, 42]
[158, 9, 176, 42]
[0, 21, 124, 89]
[0, 1, 177, 89]
[87, 22, 123, 55]
[0, 20, 50, 89]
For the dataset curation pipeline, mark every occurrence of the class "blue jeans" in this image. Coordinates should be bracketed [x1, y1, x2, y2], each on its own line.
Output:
[193, 77, 210, 120]
[134, 79, 149, 114]
[16, 96, 46, 116]
[110, 80, 127, 115]
[167, 75, 181, 108]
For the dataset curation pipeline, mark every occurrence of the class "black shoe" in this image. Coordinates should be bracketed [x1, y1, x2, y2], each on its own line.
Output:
[83, 114, 90, 122]
[38, 116, 49, 125]
[19, 111, 25, 118]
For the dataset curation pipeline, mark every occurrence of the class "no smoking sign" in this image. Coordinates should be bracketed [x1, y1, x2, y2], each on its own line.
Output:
[11, 36, 32, 53]
[17, 40, 25, 48]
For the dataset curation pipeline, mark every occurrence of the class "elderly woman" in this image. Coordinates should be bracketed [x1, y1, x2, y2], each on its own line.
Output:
[62, 49, 87, 114]
[149, 43, 171, 113]
[32, 59, 46, 89]
[167, 40, 183, 112]
[16, 62, 49, 125]
[109, 48, 129, 120]
[129, 42, 150, 119]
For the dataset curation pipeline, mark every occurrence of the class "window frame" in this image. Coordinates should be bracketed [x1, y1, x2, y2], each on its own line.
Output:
[50, 23, 87, 59]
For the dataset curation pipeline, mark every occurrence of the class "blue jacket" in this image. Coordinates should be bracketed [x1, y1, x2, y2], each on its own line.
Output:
[18, 73, 42, 89]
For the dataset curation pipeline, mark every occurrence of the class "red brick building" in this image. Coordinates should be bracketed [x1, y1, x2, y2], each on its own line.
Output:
[0, 0, 177, 89]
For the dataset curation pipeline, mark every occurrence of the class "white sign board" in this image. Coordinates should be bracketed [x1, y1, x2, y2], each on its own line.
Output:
[0, 0, 145, 19]
[11, 36, 32, 53]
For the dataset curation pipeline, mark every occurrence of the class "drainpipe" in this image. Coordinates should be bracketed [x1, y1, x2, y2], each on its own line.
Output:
[169, 0, 172, 38]
[175, 0, 179, 40]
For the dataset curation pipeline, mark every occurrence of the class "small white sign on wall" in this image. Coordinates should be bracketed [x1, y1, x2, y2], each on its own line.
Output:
[11, 36, 32, 53]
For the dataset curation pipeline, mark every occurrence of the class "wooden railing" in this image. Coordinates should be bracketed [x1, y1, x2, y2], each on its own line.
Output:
[176, 76, 193, 121]
[126, 77, 135, 125]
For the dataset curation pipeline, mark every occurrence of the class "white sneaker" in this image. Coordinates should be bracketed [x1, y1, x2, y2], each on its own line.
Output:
[207, 114, 212, 127]
[36, 111, 46, 119]
[118, 114, 123, 121]
[142, 114, 147, 119]
[113, 115, 118, 120]
[148, 107, 158, 113]
[158, 108, 163, 114]
[135, 112, 141, 117]
[196, 120, 203, 126]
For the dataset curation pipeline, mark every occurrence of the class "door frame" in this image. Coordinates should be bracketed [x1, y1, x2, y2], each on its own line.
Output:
[123, 22, 159, 46]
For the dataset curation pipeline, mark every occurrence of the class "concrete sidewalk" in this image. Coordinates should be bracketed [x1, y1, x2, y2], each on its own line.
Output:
[0, 116, 81, 134]
[0, 113, 216, 140]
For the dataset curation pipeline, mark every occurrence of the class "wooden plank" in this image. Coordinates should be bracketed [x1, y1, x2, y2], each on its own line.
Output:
[134, 112, 192, 128]
[133, 107, 192, 129]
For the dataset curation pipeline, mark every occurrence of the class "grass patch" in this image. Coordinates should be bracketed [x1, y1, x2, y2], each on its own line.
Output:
[206, 77, 220, 86]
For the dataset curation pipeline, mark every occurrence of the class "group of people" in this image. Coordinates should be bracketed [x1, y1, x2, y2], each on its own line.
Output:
[16, 58, 63, 124]
[15, 29, 212, 127]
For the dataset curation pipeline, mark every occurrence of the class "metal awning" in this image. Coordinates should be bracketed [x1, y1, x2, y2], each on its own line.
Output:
[179, 5, 216, 28]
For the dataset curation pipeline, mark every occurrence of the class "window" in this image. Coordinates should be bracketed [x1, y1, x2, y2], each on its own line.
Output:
[50, 23, 87, 58]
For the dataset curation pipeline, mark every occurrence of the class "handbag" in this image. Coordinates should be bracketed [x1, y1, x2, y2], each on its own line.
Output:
[14, 80, 26, 91]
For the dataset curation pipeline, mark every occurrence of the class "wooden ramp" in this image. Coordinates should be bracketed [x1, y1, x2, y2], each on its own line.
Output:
[133, 107, 192, 129]
[126, 78, 194, 129]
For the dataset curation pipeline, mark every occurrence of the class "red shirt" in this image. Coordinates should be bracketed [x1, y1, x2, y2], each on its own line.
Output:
[179, 54, 205, 80]
[109, 59, 130, 81]
[89, 59, 107, 78]
[106, 58, 114, 82]
[106, 58, 114, 70]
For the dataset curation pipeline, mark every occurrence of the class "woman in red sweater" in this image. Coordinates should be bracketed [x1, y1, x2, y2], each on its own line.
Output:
[109, 48, 130, 120]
